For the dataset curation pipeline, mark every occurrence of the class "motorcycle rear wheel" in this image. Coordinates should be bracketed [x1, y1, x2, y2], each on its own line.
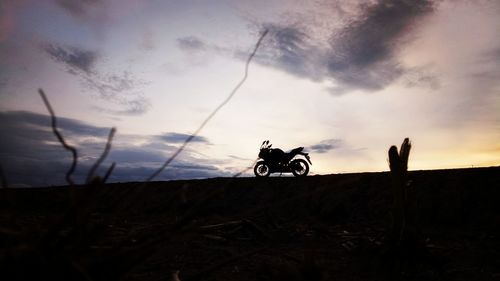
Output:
[291, 159, 309, 177]
[254, 162, 271, 177]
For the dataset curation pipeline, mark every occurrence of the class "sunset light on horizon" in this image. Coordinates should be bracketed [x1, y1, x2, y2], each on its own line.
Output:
[1, 0, 499, 186]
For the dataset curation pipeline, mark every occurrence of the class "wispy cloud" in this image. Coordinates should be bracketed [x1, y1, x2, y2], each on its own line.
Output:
[401, 66, 441, 90]
[83, 71, 151, 115]
[44, 44, 97, 74]
[256, 23, 325, 81]
[42, 43, 151, 115]
[177, 36, 206, 51]
[325, 0, 435, 94]
[309, 139, 342, 154]
[91, 98, 151, 116]
[158, 133, 210, 144]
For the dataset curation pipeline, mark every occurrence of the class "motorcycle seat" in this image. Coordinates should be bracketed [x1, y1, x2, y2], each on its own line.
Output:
[289, 147, 304, 154]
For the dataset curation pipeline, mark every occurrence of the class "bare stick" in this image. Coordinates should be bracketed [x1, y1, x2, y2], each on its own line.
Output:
[388, 138, 411, 243]
[146, 29, 269, 182]
[102, 162, 116, 183]
[86, 127, 116, 184]
[39, 89, 78, 186]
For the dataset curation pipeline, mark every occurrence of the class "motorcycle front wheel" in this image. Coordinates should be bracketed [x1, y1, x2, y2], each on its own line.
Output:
[291, 159, 309, 177]
[254, 162, 271, 177]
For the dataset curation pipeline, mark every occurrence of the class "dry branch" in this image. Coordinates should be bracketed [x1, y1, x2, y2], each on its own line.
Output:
[146, 29, 269, 182]
[39, 88, 78, 186]
[102, 162, 116, 183]
[86, 127, 116, 184]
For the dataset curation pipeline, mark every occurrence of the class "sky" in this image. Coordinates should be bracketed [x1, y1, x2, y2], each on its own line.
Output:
[0, 0, 499, 186]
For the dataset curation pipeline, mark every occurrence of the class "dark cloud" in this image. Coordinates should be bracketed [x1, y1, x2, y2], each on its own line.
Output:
[326, 0, 435, 93]
[309, 139, 342, 154]
[177, 36, 206, 51]
[247, 0, 437, 94]
[44, 44, 97, 74]
[158, 133, 210, 144]
[55, 0, 103, 18]
[0, 110, 108, 186]
[92, 98, 151, 116]
[256, 23, 324, 80]
[331, 1, 434, 68]
[1, 110, 109, 137]
[110, 147, 165, 163]
[0, 111, 224, 186]
[104, 164, 229, 183]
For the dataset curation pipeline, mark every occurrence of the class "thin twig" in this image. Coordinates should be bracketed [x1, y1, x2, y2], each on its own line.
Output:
[39, 88, 78, 186]
[102, 162, 116, 183]
[86, 127, 116, 184]
[146, 29, 269, 182]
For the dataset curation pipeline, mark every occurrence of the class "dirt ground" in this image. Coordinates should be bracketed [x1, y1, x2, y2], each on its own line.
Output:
[1, 167, 499, 281]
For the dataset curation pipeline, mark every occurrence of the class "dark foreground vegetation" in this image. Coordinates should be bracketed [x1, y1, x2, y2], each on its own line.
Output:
[1, 167, 499, 281]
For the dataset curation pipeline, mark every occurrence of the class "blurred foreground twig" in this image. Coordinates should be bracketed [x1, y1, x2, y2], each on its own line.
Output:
[147, 29, 269, 182]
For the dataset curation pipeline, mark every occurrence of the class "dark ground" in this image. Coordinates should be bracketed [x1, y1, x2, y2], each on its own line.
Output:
[1, 167, 499, 281]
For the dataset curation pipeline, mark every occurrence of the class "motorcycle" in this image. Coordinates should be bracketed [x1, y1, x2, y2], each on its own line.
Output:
[254, 140, 312, 177]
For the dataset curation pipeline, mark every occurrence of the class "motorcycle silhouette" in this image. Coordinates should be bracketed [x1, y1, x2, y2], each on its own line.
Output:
[254, 140, 312, 177]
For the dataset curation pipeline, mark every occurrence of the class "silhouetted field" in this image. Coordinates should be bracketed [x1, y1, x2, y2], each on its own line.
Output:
[1, 167, 499, 281]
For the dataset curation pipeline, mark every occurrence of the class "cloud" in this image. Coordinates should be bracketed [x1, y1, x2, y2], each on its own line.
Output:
[44, 44, 97, 74]
[255, 23, 325, 80]
[233, 0, 437, 94]
[0, 110, 108, 186]
[472, 47, 500, 81]
[401, 66, 441, 90]
[177, 36, 206, 51]
[55, 0, 103, 18]
[42, 43, 151, 115]
[82, 71, 151, 115]
[0, 111, 225, 186]
[84, 72, 151, 115]
[331, 1, 434, 68]
[325, 0, 435, 93]
[158, 133, 210, 144]
[2, 110, 109, 136]
[92, 98, 151, 116]
[309, 139, 342, 154]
